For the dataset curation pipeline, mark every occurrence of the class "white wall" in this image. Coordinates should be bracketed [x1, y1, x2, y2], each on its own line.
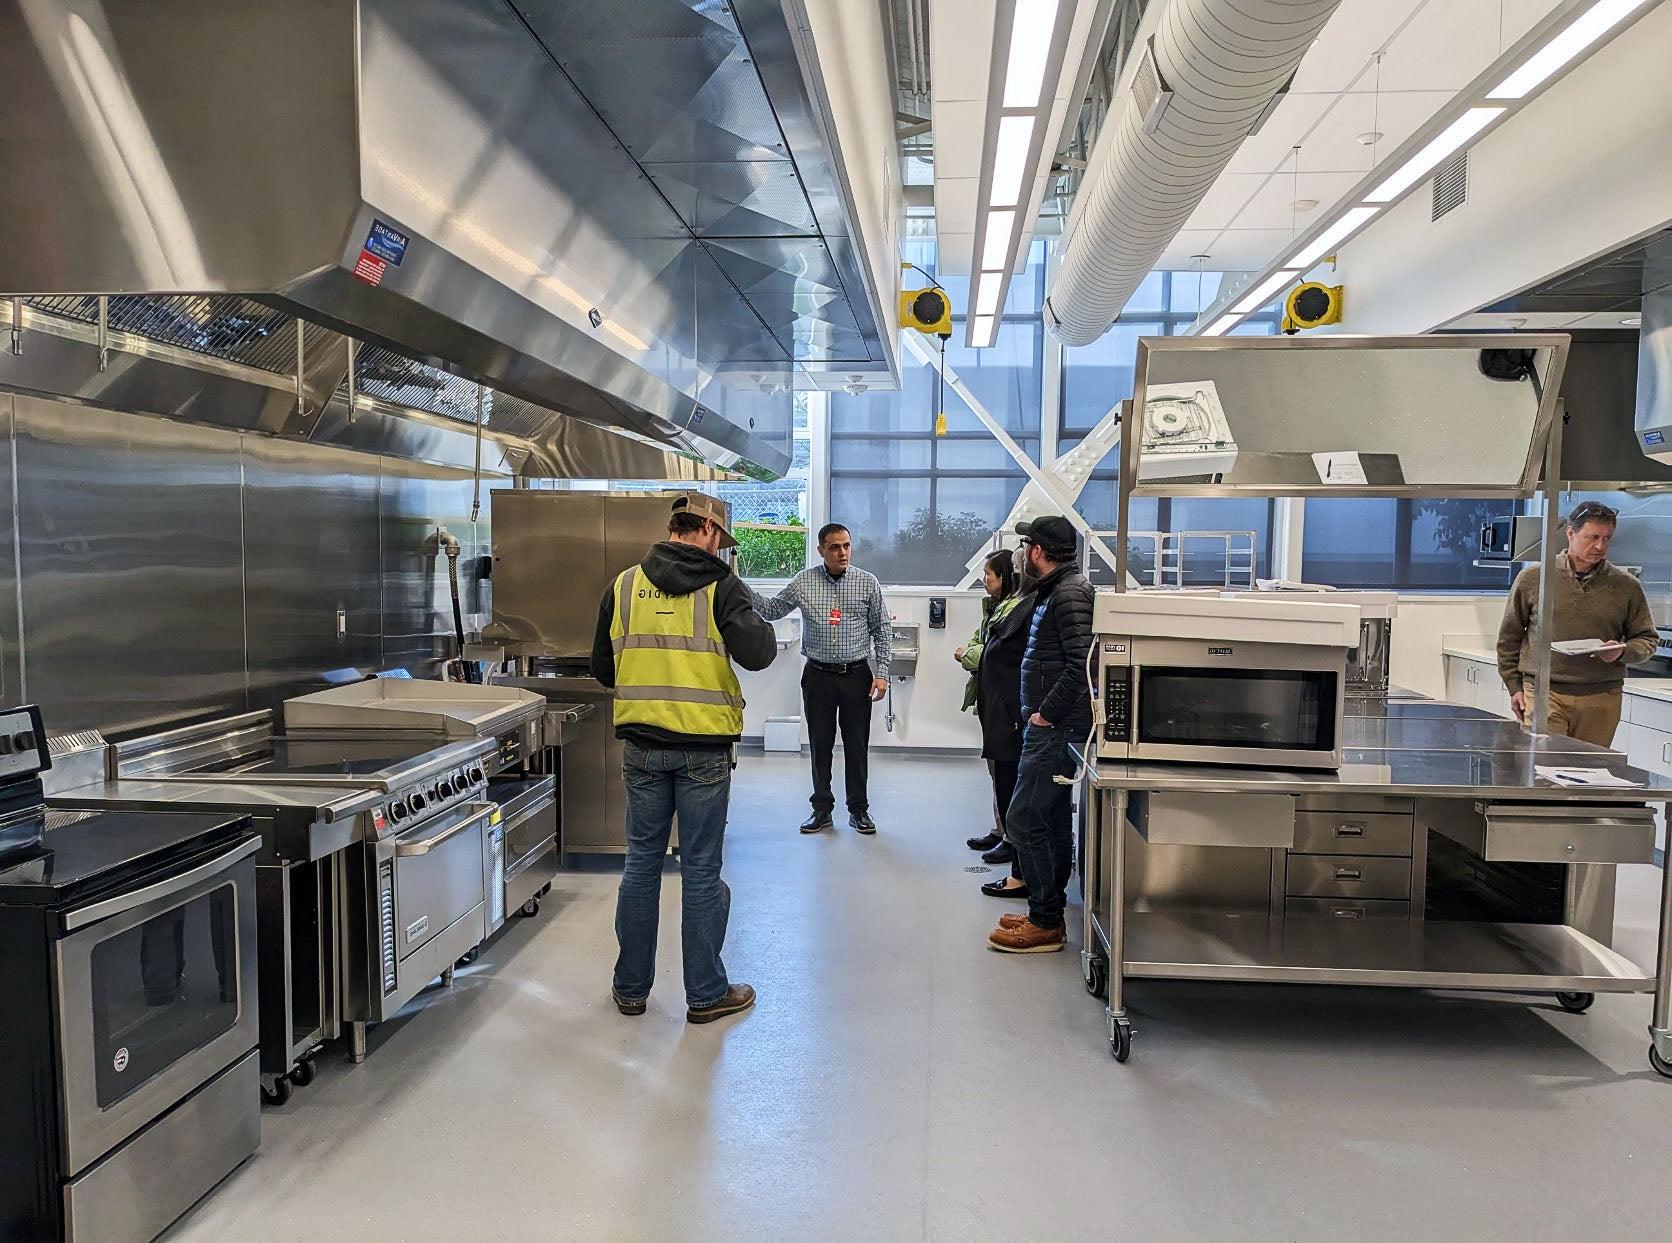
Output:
[1388, 594, 1508, 699]
[1319, 1, 1672, 333]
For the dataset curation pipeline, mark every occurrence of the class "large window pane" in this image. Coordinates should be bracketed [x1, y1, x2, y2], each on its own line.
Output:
[1061, 323, 1159, 435]
[1302, 498, 1511, 590]
[1302, 499, 1399, 588]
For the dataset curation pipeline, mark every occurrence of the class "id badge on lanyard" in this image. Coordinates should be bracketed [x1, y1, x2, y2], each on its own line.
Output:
[828, 605, 841, 627]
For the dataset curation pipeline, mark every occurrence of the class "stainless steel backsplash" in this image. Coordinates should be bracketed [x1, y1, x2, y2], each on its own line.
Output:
[0, 392, 497, 737]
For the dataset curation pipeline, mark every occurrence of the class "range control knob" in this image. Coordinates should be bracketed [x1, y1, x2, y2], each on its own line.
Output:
[468, 765, 485, 785]
[436, 778, 454, 798]
[406, 792, 427, 815]
[388, 802, 407, 823]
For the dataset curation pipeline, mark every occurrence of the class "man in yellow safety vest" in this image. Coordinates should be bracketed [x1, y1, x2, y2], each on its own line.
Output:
[590, 493, 777, 1024]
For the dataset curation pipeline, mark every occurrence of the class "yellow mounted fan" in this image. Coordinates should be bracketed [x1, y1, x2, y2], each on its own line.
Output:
[1282, 282, 1344, 333]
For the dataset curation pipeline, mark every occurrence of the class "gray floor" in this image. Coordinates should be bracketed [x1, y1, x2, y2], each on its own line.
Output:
[168, 753, 1672, 1242]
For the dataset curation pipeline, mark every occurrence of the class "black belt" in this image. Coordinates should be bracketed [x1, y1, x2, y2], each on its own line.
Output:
[807, 658, 868, 675]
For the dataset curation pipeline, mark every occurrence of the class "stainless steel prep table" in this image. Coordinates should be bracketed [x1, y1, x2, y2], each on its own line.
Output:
[1078, 707, 1672, 1076]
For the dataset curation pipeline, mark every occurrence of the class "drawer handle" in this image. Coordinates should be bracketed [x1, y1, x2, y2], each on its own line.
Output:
[1663, 742, 1670, 765]
[1335, 867, 1362, 881]
[1330, 907, 1365, 920]
[1335, 822, 1366, 837]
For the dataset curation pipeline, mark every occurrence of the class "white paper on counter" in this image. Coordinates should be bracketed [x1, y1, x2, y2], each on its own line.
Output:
[1312, 452, 1368, 485]
[1533, 765, 1642, 788]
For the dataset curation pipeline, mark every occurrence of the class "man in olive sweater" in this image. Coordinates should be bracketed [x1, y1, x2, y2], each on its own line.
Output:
[1496, 500, 1658, 745]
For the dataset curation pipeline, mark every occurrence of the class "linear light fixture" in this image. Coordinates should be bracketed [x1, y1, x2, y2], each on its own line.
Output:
[1364, 108, 1503, 204]
[971, 315, 997, 347]
[975, 272, 1004, 317]
[1002, 0, 1061, 107]
[988, 115, 1035, 208]
[981, 210, 1017, 271]
[1489, 0, 1653, 99]
[1291, 206, 1381, 269]
[1232, 269, 1302, 315]
[1200, 315, 1240, 337]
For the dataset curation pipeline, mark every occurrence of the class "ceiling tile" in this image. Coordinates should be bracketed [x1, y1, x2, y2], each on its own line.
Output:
[1155, 229, 1244, 271]
[1377, 0, 1506, 92]
[937, 231, 976, 276]
[1226, 92, 1337, 174]
[1171, 229, 1306, 273]
[1228, 172, 1366, 231]
[1298, 90, 1455, 173]
[930, 99, 987, 178]
[928, 0, 998, 103]
[937, 187, 979, 239]
[1290, 0, 1427, 93]
[1182, 173, 1268, 231]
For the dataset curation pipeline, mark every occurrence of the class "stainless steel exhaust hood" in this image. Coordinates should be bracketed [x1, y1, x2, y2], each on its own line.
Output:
[1635, 239, 1672, 466]
[0, 0, 894, 479]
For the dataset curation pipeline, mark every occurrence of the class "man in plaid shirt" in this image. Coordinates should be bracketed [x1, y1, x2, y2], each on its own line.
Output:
[753, 523, 892, 835]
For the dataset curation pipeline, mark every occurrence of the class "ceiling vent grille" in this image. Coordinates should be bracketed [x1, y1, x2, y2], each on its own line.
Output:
[1432, 151, 1468, 221]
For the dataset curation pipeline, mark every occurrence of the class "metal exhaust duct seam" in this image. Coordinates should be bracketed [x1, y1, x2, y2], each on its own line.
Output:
[1045, 0, 1343, 346]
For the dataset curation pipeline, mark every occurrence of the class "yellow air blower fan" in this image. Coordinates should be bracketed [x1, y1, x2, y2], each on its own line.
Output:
[1282, 281, 1344, 334]
[900, 269, 954, 434]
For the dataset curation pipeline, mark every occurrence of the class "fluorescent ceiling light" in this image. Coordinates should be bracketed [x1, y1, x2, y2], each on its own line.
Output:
[970, 315, 997, 347]
[1365, 108, 1503, 203]
[989, 115, 1034, 207]
[1291, 206, 1381, 268]
[1002, 0, 1061, 108]
[975, 272, 1004, 317]
[1200, 314, 1241, 338]
[1232, 269, 1301, 315]
[981, 210, 1017, 272]
[1488, 0, 1652, 100]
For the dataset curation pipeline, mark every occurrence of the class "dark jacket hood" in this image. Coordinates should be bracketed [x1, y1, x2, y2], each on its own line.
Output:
[639, 540, 730, 596]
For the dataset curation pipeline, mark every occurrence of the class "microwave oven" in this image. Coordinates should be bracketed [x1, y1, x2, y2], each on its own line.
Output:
[1097, 636, 1347, 769]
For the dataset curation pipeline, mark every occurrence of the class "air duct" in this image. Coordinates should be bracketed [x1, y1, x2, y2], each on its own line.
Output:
[1045, 0, 1343, 346]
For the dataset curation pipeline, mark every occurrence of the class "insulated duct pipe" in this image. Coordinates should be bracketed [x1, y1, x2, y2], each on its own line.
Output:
[1045, 0, 1343, 346]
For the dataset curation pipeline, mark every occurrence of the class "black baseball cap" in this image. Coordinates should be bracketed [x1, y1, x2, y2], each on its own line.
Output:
[1015, 515, 1078, 558]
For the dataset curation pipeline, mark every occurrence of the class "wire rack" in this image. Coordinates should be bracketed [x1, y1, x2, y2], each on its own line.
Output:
[350, 345, 487, 425]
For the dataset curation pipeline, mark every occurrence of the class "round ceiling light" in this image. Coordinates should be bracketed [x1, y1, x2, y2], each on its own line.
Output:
[1355, 131, 1383, 146]
[1289, 198, 1319, 212]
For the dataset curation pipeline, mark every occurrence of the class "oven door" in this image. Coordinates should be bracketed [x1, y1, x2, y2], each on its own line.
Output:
[55, 836, 260, 1176]
[1129, 639, 1344, 769]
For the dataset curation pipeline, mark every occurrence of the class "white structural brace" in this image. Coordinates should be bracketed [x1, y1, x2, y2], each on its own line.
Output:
[1045, 0, 1343, 346]
[901, 331, 1122, 584]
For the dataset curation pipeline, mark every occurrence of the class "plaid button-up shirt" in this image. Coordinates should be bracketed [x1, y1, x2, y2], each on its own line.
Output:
[753, 566, 892, 677]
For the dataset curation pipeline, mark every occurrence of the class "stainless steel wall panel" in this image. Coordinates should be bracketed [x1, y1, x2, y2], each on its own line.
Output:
[0, 394, 17, 704]
[486, 492, 606, 660]
[12, 396, 246, 736]
[240, 435, 383, 708]
[377, 458, 489, 674]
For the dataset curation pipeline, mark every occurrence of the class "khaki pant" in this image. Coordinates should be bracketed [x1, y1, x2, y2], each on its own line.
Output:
[1521, 679, 1623, 747]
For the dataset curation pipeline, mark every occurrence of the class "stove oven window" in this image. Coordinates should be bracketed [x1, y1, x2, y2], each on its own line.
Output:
[89, 883, 240, 1107]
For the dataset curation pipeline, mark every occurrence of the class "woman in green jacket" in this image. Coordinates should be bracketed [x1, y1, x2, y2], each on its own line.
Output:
[958, 549, 1022, 856]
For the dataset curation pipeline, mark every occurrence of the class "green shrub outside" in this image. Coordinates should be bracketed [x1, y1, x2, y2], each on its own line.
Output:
[735, 514, 806, 580]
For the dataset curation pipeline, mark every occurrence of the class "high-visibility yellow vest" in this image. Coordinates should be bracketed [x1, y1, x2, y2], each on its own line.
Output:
[609, 566, 745, 736]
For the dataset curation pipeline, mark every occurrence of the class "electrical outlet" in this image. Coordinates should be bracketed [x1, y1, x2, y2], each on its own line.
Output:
[336, 608, 347, 639]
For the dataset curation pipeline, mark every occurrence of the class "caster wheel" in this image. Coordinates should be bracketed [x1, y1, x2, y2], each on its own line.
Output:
[261, 1077, 293, 1107]
[538, 883, 552, 898]
[456, 948, 479, 967]
[521, 897, 541, 917]
[1556, 991, 1594, 1014]
[1108, 1021, 1132, 1064]
[1083, 957, 1108, 999]
[289, 1058, 317, 1087]
[1651, 1045, 1672, 1079]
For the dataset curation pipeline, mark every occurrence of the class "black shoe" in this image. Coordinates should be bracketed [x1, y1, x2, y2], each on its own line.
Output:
[981, 878, 1030, 900]
[801, 813, 834, 834]
[967, 832, 1003, 852]
[612, 991, 647, 1016]
[688, 983, 756, 1025]
[982, 841, 1016, 865]
[849, 811, 877, 835]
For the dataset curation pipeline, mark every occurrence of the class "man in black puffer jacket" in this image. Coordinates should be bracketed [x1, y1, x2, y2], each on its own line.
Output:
[988, 515, 1095, 954]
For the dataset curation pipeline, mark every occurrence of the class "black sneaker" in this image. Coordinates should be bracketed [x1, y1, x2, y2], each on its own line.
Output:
[801, 813, 834, 834]
[850, 811, 877, 835]
[966, 832, 1003, 851]
[612, 991, 646, 1016]
[981, 877, 1029, 900]
[687, 983, 756, 1025]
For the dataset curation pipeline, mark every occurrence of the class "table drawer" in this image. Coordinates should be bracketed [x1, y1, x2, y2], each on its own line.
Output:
[1286, 897, 1412, 922]
[1285, 854, 1412, 900]
[1292, 811, 1413, 857]
[1295, 794, 1414, 816]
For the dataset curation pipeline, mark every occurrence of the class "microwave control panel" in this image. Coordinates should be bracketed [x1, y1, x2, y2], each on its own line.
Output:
[1102, 664, 1131, 742]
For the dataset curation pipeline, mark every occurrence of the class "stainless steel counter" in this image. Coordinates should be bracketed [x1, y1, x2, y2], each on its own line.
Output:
[1077, 703, 1672, 1077]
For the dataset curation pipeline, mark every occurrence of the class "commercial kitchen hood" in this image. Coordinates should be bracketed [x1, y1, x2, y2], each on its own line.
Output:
[0, 0, 895, 479]
[1635, 239, 1672, 467]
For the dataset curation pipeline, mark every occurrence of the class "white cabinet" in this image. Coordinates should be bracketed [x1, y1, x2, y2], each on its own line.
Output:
[1442, 654, 1515, 720]
[1625, 720, 1672, 853]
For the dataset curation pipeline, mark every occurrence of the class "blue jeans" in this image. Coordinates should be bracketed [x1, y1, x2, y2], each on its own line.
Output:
[614, 742, 733, 1008]
[1005, 722, 1077, 929]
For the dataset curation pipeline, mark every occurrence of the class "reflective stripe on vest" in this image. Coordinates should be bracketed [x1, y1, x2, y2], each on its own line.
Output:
[608, 566, 744, 735]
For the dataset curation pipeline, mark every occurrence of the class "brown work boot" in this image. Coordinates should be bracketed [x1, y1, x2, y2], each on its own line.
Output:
[988, 919, 1066, 953]
[687, 983, 756, 1025]
[997, 911, 1031, 929]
